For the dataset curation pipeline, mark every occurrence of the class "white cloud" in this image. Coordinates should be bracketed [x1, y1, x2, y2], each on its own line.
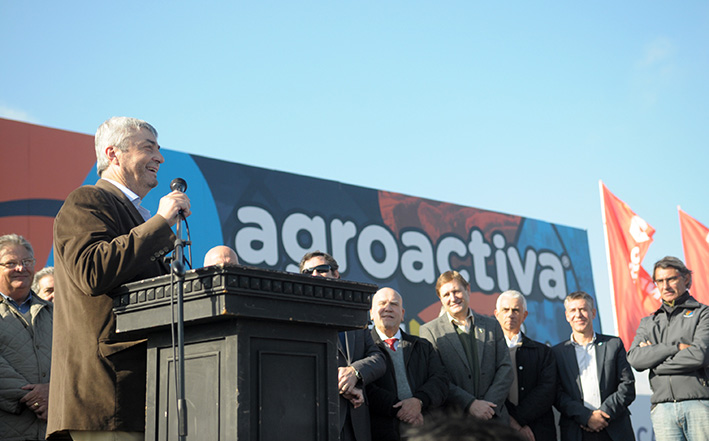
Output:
[0, 105, 40, 124]
[633, 37, 677, 107]
[639, 37, 673, 68]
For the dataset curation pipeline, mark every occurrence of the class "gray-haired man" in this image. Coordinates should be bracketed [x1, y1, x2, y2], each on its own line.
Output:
[627, 256, 709, 441]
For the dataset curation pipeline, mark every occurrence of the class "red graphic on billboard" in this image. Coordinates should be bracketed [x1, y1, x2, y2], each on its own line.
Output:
[379, 191, 523, 321]
[0, 118, 96, 266]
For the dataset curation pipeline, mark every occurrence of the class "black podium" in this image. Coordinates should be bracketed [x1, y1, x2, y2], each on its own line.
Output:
[112, 265, 377, 441]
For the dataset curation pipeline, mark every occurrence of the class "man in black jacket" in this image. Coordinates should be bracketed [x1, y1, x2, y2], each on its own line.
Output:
[366, 287, 448, 441]
[494, 290, 557, 441]
[300, 251, 385, 441]
[553, 291, 635, 441]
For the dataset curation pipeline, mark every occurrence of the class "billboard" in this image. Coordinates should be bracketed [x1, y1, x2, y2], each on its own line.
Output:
[1, 118, 599, 343]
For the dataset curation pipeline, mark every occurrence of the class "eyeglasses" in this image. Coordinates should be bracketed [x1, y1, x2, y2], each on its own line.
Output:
[302, 264, 333, 275]
[0, 258, 36, 269]
[654, 275, 681, 287]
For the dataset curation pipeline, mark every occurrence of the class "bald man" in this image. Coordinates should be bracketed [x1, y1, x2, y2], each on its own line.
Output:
[203, 246, 239, 267]
[367, 287, 448, 441]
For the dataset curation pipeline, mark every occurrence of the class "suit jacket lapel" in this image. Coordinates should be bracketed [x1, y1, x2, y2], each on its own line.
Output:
[595, 335, 607, 389]
[473, 317, 485, 372]
[439, 317, 472, 371]
[400, 332, 413, 366]
[337, 332, 349, 365]
[562, 342, 583, 398]
[96, 179, 146, 227]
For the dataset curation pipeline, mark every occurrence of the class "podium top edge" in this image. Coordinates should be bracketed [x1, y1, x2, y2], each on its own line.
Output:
[115, 265, 379, 292]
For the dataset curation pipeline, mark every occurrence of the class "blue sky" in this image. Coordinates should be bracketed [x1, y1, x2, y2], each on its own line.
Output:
[2, 1, 708, 333]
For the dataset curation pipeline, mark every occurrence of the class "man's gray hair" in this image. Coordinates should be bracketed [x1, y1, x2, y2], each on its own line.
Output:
[496, 289, 527, 312]
[95, 116, 158, 177]
[0, 233, 34, 256]
[32, 266, 54, 293]
[564, 291, 595, 310]
[653, 256, 693, 289]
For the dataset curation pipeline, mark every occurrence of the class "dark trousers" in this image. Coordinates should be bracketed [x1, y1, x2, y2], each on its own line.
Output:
[582, 430, 614, 441]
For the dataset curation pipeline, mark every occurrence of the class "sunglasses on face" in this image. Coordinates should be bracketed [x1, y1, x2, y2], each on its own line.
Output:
[302, 264, 332, 275]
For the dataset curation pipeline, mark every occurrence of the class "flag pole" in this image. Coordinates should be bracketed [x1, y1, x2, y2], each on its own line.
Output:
[599, 180, 620, 336]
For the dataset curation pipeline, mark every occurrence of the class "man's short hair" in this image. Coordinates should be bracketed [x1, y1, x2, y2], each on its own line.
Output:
[653, 256, 693, 289]
[564, 291, 595, 309]
[32, 266, 54, 293]
[435, 270, 469, 297]
[404, 410, 524, 441]
[298, 250, 339, 273]
[95, 116, 158, 177]
[496, 289, 527, 311]
[0, 233, 34, 256]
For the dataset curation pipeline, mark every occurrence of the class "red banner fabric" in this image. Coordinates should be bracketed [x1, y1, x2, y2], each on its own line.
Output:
[600, 182, 661, 350]
[678, 208, 709, 305]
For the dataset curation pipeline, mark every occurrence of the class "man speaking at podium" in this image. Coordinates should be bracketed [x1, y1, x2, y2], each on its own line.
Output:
[47, 117, 191, 441]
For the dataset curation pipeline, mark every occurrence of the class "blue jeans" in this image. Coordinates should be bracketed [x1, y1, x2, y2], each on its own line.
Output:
[651, 400, 709, 441]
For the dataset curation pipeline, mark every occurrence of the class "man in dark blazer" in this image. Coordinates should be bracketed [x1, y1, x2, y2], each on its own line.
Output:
[300, 251, 386, 441]
[366, 287, 448, 440]
[419, 271, 513, 423]
[553, 291, 635, 441]
[48, 117, 191, 441]
[494, 290, 557, 441]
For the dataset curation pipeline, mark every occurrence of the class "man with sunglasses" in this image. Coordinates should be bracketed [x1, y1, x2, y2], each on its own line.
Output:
[627, 256, 709, 441]
[300, 251, 386, 441]
[0, 234, 53, 441]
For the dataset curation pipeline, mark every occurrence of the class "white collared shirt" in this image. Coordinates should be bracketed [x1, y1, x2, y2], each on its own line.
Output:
[505, 332, 523, 349]
[102, 178, 152, 221]
[447, 308, 474, 333]
[571, 333, 602, 410]
[374, 327, 402, 350]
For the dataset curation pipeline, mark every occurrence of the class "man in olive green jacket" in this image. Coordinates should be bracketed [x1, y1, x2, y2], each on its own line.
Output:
[0, 234, 52, 441]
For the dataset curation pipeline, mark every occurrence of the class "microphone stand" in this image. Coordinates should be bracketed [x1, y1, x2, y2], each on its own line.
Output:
[172, 213, 188, 440]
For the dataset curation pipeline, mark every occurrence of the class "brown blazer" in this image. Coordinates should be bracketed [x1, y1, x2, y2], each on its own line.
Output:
[47, 180, 175, 438]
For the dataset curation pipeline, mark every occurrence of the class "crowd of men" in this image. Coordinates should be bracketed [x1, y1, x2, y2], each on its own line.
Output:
[1, 116, 707, 441]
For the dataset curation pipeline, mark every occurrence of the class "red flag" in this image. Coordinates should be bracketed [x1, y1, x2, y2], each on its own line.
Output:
[678, 208, 709, 304]
[600, 182, 661, 349]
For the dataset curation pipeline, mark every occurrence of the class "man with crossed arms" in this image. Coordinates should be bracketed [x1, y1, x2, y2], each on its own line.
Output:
[628, 256, 709, 441]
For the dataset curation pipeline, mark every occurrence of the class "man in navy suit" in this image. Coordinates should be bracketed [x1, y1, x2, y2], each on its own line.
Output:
[553, 291, 635, 441]
[300, 251, 385, 441]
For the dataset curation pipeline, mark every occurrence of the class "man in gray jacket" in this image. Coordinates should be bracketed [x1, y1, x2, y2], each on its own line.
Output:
[627, 256, 709, 441]
[419, 271, 512, 423]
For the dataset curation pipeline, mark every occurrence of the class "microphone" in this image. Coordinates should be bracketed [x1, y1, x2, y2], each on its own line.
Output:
[170, 178, 187, 193]
[170, 178, 188, 218]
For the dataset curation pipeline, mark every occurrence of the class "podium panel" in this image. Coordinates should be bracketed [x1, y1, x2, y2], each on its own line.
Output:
[113, 266, 376, 441]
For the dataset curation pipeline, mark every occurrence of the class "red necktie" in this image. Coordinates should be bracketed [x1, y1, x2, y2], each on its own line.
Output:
[384, 338, 398, 351]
